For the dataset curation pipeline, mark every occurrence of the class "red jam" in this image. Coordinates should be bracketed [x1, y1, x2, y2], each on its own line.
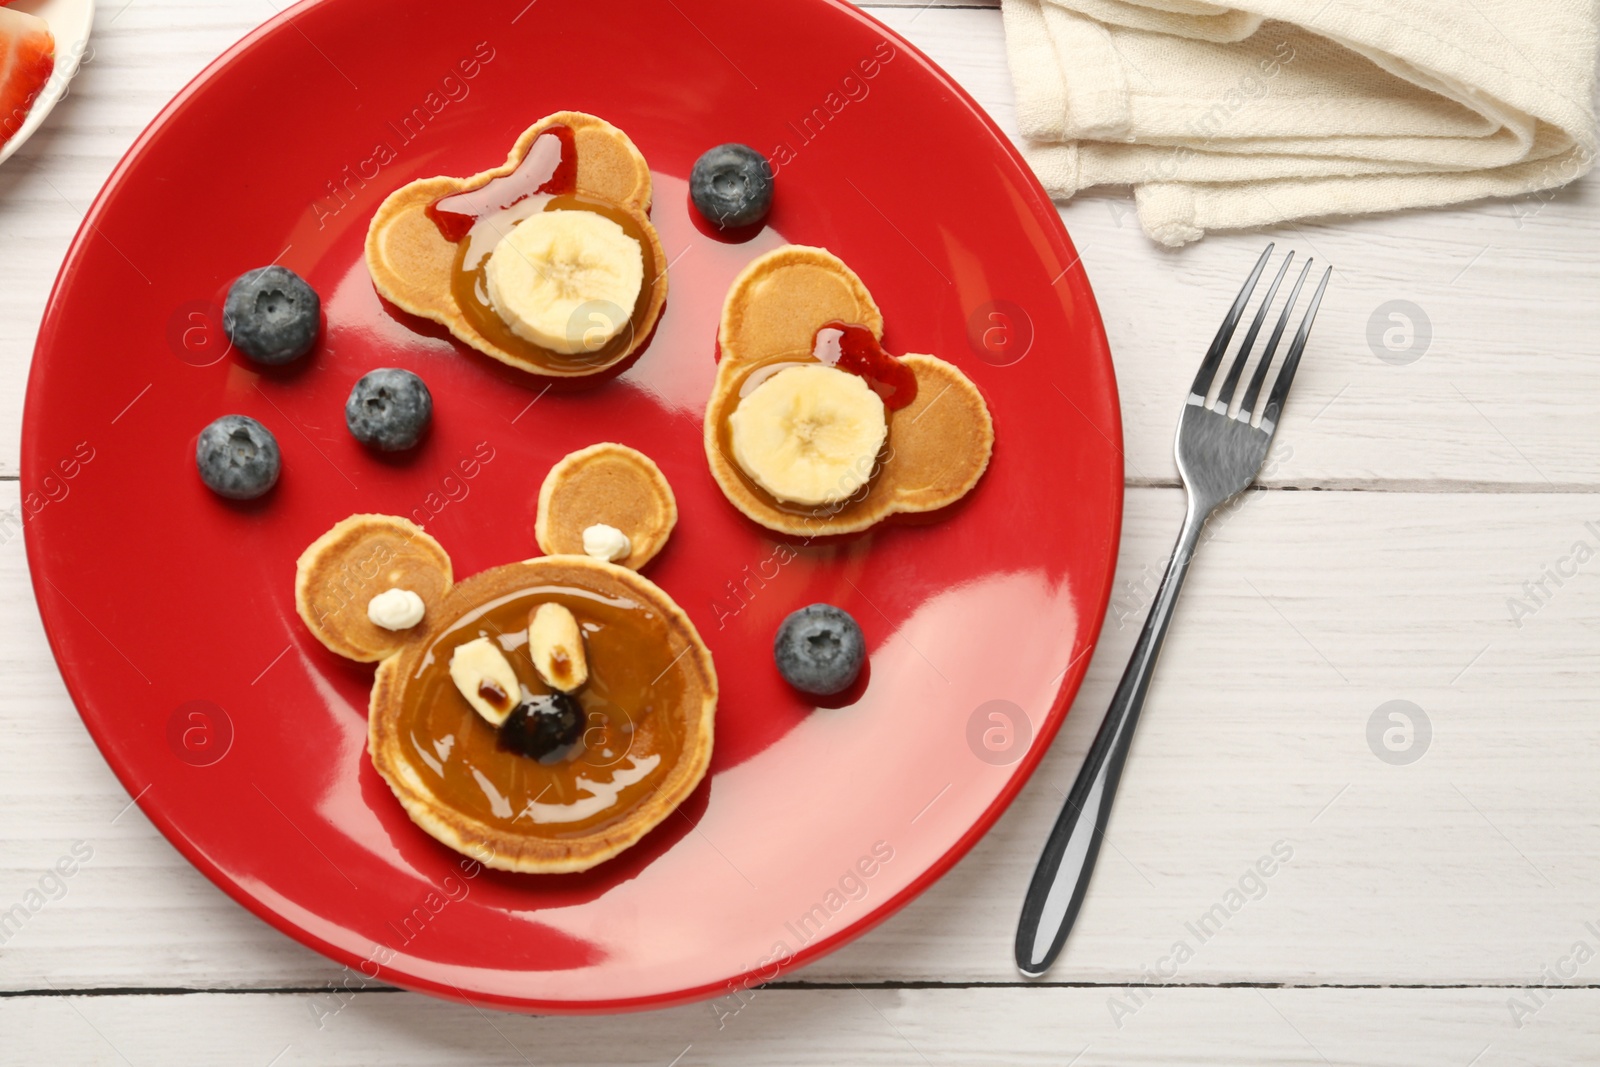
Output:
[812, 322, 918, 411]
[425, 125, 578, 243]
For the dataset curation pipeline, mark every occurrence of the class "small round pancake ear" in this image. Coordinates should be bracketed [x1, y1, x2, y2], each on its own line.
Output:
[536, 443, 677, 570]
[295, 515, 453, 662]
[558, 111, 654, 212]
[880, 355, 995, 513]
[718, 245, 883, 368]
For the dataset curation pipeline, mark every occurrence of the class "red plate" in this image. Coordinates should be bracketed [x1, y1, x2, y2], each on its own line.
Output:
[22, 0, 1120, 1012]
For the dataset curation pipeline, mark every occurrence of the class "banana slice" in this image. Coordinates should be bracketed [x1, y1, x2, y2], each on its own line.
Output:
[449, 636, 522, 727]
[528, 603, 587, 692]
[484, 209, 644, 355]
[729, 365, 888, 507]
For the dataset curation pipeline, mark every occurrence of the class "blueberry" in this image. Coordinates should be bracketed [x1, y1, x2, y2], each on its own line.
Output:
[690, 144, 773, 230]
[774, 603, 865, 696]
[345, 368, 432, 452]
[222, 265, 321, 365]
[196, 414, 280, 500]
[498, 692, 584, 763]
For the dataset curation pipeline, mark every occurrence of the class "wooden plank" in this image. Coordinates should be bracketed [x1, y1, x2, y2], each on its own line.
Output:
[2, 4, 1599, 490]
[5, 483, 1598, 990]
[0, 987, 1593, 1065]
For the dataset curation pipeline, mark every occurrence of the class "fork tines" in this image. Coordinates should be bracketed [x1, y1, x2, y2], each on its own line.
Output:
[1190, 244, 1332, 433]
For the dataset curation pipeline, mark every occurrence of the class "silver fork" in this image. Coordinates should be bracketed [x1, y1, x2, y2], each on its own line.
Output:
[1015, 245, 1331, 978]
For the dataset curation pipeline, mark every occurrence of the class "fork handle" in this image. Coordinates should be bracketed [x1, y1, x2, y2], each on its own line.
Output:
[1015, 499, 1211, 977]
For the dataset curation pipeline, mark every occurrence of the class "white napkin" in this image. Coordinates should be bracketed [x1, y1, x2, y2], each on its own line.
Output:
[1001, 0, 1600, 245]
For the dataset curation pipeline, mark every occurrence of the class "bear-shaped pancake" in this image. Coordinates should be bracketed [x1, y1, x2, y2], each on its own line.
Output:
[294, 445, 714, 874]
[366, 111, 667, 379]
[704, 246, 993, 536]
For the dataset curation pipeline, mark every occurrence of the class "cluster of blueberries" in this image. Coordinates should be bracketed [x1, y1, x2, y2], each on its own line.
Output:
[195, 266, 435, 500]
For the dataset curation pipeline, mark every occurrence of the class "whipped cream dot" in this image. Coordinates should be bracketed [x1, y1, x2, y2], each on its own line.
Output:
[582, 523, 632, 562]
[367, 587, 426, 631]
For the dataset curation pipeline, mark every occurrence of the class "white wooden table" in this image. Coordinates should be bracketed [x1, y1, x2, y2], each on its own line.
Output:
[3, 2, 1598, 1063]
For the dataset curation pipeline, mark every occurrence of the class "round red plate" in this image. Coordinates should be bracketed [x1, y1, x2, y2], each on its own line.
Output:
[23, 0, 1121, 1012]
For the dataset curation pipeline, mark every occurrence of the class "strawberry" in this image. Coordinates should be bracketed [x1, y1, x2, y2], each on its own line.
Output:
[0, 6, 55, 150]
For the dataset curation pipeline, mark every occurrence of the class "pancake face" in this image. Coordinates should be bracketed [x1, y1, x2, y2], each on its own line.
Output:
[365, 111, 667, 378]
[535, 443, 677, 569]
[295, 499, 715, 873]
[369, 557, 716, 874]
[705, 246, 994, 536]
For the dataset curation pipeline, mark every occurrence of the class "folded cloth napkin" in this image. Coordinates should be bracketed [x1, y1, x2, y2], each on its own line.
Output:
[1002, 0, 1600, 245]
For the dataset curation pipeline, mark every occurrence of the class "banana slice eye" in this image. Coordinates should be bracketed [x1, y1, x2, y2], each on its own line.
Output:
[484, 210, 644, 356]
[728, 365, 887, 507]
[528, 602, 588, 693]
[448, 636, 523, 727]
